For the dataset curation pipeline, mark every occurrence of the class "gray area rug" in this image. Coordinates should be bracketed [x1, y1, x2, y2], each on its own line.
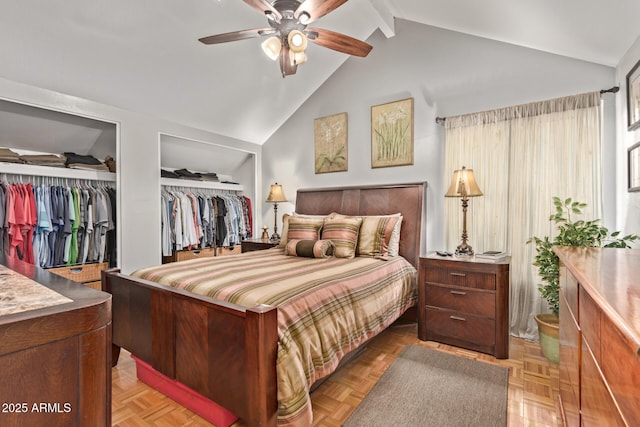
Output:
[343, 345, 509, 427]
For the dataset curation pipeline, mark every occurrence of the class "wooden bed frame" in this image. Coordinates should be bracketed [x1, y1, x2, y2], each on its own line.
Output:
[103, 182, 426, 426]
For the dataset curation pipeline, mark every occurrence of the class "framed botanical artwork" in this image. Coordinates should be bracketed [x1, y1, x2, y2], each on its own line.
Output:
[371, 97, 414, 168]
[314, 112, 348, 174]
[626, 59, 640, 131]
[628, 141, 640, 192]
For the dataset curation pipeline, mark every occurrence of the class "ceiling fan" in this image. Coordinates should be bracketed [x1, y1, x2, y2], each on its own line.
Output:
[199, 0, 373, 77]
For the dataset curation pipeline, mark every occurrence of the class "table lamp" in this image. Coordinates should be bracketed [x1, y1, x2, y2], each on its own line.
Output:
[444, 166, 483, 256]
[266, 182, 287, 242]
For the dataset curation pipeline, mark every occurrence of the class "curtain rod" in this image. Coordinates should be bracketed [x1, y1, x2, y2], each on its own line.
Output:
[435, 86, 619, 125]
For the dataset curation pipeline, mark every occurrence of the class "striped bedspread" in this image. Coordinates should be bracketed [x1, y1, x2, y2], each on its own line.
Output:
[131, 248, 417, 426]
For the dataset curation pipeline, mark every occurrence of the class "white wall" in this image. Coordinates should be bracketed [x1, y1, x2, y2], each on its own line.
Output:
[616, 34, 640, 239]
[262, 19, 616, 253]
[0, 76, 263, 274]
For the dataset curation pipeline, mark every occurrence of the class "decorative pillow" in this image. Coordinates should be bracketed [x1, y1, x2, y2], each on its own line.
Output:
[387, 215, 403, 257]
[357, 214, 401, 257]
[330, 213, 403, 257]
[278, 213, 331, 247]
[285, 216, 324, 242]
[277, 213, 291, 248]
[285, 239, 335, 258]
[321, 215, 363, 258]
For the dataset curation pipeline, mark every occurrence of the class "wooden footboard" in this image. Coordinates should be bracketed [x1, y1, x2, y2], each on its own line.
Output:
[102, 268, 278, 427]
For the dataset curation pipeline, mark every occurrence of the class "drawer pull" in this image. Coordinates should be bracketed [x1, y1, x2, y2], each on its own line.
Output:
[450, 272, 466, 277]
[450, 290, 467, 296]
[450, 315, 466, 321]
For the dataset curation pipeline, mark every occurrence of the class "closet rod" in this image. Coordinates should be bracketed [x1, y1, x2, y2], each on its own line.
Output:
[0, 173, 115, 187]
[163, 185, 242, 195]
[435, 85, 620, 125]
[160, 177, 242, 192]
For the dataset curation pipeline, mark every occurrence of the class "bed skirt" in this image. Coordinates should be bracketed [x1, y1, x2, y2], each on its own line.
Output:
[131, 354, 239, 426]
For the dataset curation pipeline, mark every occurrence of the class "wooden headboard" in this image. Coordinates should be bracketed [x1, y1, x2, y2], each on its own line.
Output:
[295, 182, 426, 268]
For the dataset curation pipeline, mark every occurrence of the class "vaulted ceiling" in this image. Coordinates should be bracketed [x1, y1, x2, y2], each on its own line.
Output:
[1, 0, 639, 145]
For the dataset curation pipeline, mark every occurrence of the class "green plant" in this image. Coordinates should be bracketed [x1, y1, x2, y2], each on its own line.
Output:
[527, 197, 638, 315]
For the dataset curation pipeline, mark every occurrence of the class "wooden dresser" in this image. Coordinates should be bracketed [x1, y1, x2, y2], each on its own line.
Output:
[418, 254, 510, 358]
[0, 256, 111, 426]
[555, 247, 640, 426]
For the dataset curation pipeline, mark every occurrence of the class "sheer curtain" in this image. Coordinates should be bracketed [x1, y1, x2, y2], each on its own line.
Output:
[444, 92, 602, 340]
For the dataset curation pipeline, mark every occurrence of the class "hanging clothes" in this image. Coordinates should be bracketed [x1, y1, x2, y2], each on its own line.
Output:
[0, 175, 116, 268]
[160, 187, 252, 255]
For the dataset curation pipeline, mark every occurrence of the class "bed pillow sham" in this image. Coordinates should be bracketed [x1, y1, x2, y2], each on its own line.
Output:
[278, 212, 332, 247]
[285, 216, 324, 243]
[357, 214, 402, 257]
[321, 215, 363, 258]
[330, 213, 403, 257]
[284, 239, 335, 258]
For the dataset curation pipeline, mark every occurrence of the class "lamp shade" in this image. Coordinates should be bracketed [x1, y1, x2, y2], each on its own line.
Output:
[262, 36, 282, 61]
[444, 166, 483, 197]
[266, 183, 287, 203]
[288, 30, 307, 53]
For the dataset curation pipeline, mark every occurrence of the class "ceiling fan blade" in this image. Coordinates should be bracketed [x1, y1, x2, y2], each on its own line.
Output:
[279, 46, 298, 77]
[198, 28, 276, 45]
[307, 28, 372, 57]
[242, 0, 282, 20]
[295, 0, 349, 24]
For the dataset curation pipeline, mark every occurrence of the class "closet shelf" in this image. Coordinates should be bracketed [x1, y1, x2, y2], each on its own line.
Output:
[0, 162, 116, 181]
[161, 177, 243, 192]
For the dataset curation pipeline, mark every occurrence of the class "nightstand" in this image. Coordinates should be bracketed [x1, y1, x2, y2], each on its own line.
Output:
[418, 253, 510, 359]
[241, 238, 280, 253]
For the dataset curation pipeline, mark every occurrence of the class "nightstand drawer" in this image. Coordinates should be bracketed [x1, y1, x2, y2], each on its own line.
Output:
[425, 284, 495, 318]
[425, 307, 496, 346]
[425, 268, 496, 290]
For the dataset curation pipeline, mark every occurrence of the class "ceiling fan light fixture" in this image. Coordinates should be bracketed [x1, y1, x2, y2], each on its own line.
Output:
[287, 30, 307, 53]
[261, 36, 282, 61]
[289, 50, 307, 66]
[298, 11, 311, 24]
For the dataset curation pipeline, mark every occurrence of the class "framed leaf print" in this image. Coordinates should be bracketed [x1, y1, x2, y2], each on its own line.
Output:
[627, 59, 640, 131]
[314, 112, 347, 174]
[629, 141, 640, 192]
[371, 97, 414, 168]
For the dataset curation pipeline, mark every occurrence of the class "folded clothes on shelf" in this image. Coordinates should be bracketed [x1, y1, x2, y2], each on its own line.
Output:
[200, 172, 219, 182]
[0, 148, 23, 163]
[174, 168, 203, 180]
[19, 154, 67, 167]
[161, 169, 180, 179]
[64, 152, 109, 171]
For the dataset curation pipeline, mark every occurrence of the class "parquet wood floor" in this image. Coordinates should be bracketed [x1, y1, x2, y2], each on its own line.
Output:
[111, 322, 559, 426]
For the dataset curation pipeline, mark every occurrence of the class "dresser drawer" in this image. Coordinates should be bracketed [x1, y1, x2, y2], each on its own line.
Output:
[425, 267, 496, 290]
[48, 262, 108, 283]
[425, 284, 495, 318]
[425, 307, 496, 346]
[217, 245, 241, 256]
[84, 280, 103, 290]
[175, 248, 215, 262]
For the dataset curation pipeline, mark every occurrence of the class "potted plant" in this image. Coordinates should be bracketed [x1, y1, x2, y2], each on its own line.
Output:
[528, 197, 637, 364]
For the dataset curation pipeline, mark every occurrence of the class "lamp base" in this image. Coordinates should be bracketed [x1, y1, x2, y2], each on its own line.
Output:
[269, 232, 281, 243]
[455, 244, 474, 257]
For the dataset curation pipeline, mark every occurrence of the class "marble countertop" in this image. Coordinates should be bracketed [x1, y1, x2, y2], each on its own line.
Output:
[0, 264, 72, 316]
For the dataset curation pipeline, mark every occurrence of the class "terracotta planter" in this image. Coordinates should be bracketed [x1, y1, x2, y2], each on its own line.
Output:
[534, 313, 559, 364]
